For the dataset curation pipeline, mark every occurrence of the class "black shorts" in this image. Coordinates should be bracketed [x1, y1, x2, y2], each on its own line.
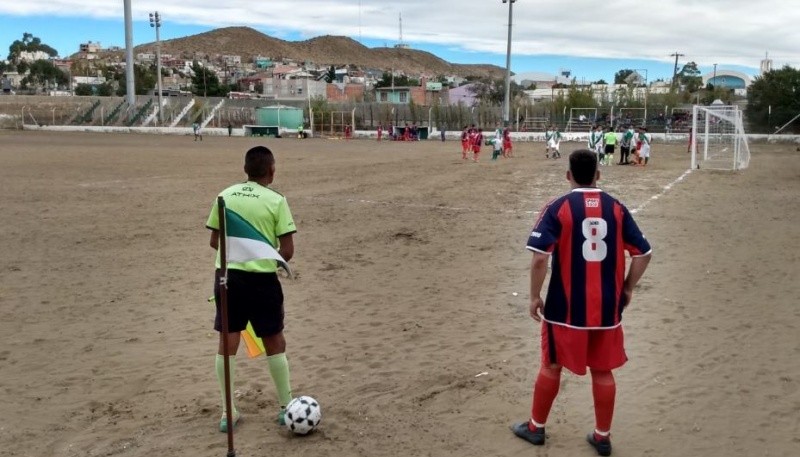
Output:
[214, 269, 284, 337]
[621, 146, 630, 154]
[605, 145, 615, 154]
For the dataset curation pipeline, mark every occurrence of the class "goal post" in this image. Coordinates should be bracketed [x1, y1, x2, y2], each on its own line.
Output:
[566, 108, 598, 132]
[691, 105, 750, 171]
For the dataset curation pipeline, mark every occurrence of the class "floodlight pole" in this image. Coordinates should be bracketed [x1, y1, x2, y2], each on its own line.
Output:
[123, 0, 136, 109]
[502, 0, 516, 127]
[150, 12, 164, 125]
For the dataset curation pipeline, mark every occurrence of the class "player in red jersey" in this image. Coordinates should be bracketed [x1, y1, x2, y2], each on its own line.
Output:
[472, 128, 484, 162]
[503, 127, 513, 158]
[461, 126, 470, 160]
[377, 123, 383, 141]
[512, 149, 652, 456]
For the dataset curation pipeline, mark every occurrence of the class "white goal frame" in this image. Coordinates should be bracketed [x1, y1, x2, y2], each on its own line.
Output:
[691, 105, 750, 171]
[566, 108, 598, 132]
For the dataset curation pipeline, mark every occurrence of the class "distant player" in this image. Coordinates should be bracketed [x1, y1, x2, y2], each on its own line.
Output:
[619, 125, 635, 165]
[603, 127, 617, 166]
[638, 127, 652, 166]
[472, 128, 484, 162]
[512, 148, 652, 456]
[377, 123, 383, 141]
[545, 125, 562, 159]
[461, 126, 470, 160]
[588, 125, 603, 160]
[491, 135, 503, 161]
[503, 128, 513, 158]
[193, 122, 203, 141]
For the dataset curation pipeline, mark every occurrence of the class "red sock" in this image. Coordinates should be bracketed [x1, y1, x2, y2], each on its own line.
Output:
[591, 369, 616, 434]
[530, 366, 561, 428]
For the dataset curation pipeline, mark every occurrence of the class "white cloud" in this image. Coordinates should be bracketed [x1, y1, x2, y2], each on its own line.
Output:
[2, 0, 799, 68]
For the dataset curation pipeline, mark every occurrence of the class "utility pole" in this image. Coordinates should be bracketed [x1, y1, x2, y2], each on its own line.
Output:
[670, 52, 685, 90]
[502, 0, 517, 127]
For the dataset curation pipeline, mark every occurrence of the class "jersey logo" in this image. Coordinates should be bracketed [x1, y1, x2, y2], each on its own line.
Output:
[585, 198, 600, 208]
[530, 231, 542, 238]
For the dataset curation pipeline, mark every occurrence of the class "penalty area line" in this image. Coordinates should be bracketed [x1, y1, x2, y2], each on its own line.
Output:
[630, 169, 693, 215]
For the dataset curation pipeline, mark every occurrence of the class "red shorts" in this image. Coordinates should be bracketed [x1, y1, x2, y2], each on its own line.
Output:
[503, 140, 512, 150]
[541, 321, 627, 375]
[472, 145, 481, 153]
[462, 140, 469, 151]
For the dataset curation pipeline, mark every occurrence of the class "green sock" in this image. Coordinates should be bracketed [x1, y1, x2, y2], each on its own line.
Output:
[215, 354, 237, 413]
[267, 353, 293, 407]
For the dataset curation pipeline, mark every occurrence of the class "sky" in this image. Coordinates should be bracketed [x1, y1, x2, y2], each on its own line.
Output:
[1, 0, 799, 83]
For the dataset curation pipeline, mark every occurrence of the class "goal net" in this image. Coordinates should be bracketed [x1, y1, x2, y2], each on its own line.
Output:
[691, 105, 750, 171]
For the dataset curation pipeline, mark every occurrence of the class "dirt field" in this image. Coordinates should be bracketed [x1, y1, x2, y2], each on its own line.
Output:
[0, 131, 798, 457]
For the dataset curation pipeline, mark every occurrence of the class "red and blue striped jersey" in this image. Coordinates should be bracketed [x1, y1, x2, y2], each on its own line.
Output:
[526, 188, 652, 329]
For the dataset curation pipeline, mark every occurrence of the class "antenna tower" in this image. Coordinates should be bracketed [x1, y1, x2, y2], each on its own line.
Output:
[395, 13, 410, 49]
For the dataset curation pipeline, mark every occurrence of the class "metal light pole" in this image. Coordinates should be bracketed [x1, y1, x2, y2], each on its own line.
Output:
[150, 11, 164, 125]
[123, 0, 136, 109]
[502, 0, 516, 127]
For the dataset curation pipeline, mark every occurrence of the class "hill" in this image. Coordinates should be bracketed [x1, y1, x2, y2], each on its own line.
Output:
[127, 26, 505, 79]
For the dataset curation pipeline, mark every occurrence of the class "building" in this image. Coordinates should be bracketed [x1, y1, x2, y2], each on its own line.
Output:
[327, 83, 365, 102]
[79, 42, 102, 54]
[703, 70, 752, 96]
[261, 78, 326, 100]
[18, 50, 52, 62]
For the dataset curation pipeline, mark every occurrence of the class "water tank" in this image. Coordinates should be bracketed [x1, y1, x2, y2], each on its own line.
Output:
[255, 105, 304, 128]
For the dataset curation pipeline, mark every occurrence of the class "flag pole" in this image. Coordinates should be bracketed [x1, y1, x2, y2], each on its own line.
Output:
[217, 196, 236, 457]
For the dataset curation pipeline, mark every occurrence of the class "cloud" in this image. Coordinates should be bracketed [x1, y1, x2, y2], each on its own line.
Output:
[2, 0, 799, 68]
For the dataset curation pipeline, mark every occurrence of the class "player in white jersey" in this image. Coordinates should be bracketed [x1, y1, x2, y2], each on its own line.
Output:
[637, 127, 652, 166]
[545, 125, 562, 159]
[588, 125, 604, 159]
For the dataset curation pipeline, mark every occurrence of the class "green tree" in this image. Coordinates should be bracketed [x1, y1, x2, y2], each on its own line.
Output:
[679, 61, 703, 92]
[20, 59, 68, 89]
[374, 71, 418, 89]
[593, 79, 608, 85]
[115, 64, 156, 96]
[614, 69, 635, 85]
[468, 78, 524, 105]
[747, 66, 800, 132]
[74, 83, 93, 96]
[8, 32, 58, 61]
[565, 81, 596, 108]
[97, 82, 114, 97]
[190, 62, 229, 97]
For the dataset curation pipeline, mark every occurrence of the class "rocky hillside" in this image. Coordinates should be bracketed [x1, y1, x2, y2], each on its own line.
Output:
[127, 26, 505, 79]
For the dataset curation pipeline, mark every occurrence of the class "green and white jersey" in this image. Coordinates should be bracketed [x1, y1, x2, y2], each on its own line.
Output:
[621, 129, 635, 147]
[206, 181, 296, 273]
[545, 129, 555, 141]
[589, 130, 603, 148]
[638, 132, 651, 144]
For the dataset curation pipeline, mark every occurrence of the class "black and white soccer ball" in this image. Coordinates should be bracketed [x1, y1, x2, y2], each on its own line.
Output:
[285, 396, 321, 435]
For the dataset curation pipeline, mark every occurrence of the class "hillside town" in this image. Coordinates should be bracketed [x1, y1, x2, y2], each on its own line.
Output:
[0, 29, 792, 135]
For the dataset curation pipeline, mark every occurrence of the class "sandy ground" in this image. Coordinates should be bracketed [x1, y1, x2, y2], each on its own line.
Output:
[0, 131, 798, 457]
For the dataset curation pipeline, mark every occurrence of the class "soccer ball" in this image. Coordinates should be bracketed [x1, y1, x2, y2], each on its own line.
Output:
[285, 396, 322, 435]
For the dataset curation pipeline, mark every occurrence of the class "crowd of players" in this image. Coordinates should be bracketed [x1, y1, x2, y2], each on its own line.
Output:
[452, 123, 652, 167]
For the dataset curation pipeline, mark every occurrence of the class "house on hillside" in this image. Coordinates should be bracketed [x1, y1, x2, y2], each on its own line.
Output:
[261, 78, 327, 100]
[327, 83, 365, 102]
[375, 78, 448, 105]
